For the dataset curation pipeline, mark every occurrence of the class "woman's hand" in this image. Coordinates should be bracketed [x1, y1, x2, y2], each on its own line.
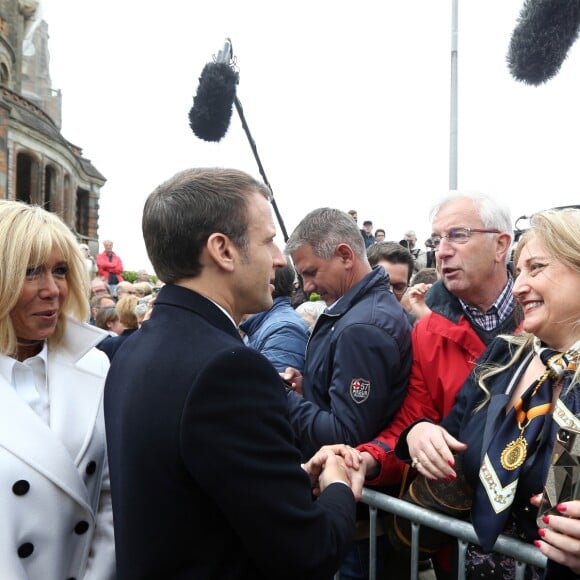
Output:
[531, 496, 580, 573]
[407, 283, 433, 322]
[407, 422, 467, 480]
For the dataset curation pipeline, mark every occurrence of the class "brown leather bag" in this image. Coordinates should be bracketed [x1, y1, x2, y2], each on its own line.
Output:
[386, 456, 473, 559]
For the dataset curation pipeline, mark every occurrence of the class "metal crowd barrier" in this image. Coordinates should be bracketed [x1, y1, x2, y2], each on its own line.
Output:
[335, 487, 547, 580]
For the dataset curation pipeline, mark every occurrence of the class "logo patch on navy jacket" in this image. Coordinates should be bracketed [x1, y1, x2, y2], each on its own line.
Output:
[350, 378, 370, 404]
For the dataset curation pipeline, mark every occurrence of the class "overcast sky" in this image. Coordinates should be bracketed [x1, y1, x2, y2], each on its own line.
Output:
[41, 1, 580, 272]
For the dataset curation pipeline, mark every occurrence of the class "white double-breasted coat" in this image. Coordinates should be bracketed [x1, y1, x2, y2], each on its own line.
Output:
[0, 319, 115, 579]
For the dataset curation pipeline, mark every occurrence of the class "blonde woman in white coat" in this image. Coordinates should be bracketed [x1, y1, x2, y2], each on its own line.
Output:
[0, 200, 115, 579]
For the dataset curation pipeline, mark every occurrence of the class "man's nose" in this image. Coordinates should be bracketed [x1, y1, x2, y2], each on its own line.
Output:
[272, 245, 287, 268]
[435, 237, 454, 257]
[302, 279, 316, 294]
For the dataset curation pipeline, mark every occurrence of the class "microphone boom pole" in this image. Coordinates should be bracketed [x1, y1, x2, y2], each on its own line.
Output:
[190, 39, 289, 242]
[233, 95, 289, 242]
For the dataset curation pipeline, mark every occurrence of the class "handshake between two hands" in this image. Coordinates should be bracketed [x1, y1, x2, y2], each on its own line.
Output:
[302, 444, 369, 501]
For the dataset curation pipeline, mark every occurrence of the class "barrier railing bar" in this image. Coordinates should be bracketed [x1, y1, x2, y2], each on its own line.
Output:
[360, 487, 547, 575]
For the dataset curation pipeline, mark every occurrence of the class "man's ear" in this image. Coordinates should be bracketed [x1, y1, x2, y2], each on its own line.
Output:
[206, 233, 236, 272]
[495, 233, 512, 264]
[335, 243, 355, 266]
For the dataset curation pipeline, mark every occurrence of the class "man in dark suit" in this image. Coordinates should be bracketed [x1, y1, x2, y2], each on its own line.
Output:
[104, 168, 359, 579]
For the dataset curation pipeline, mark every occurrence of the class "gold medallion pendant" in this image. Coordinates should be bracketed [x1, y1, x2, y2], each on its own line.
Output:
[501, 436, 528, 470]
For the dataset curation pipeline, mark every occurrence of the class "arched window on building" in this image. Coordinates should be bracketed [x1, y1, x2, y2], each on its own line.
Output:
[63, 173, 73, 224]
[44, 164, 56, 211]
[16, 152, 38, 204]
[0, 61, 10, 86]
[76, 187, 90, 237]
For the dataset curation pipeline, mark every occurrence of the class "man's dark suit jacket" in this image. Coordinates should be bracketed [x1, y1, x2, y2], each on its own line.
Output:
[104, 284, 356, 580]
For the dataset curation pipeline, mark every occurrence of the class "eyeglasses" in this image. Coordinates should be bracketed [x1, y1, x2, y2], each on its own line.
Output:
[431, 227, 500, 249]
[391, 282, 408, 296]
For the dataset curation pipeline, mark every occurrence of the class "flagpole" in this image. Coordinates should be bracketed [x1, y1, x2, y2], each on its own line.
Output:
[449, 0, 459, 190]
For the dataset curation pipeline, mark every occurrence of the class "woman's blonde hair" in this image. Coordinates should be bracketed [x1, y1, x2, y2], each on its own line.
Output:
[475, 208, 580, 409]
[515, 208, 580, 276]
[116, 294, 139, 329]
[0, 200, 90, 356]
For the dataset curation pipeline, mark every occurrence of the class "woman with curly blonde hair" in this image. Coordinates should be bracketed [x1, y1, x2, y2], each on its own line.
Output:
[401, 208, 580, 579]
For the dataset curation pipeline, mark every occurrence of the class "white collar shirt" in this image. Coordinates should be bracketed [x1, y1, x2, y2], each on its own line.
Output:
[0, 342, 50, 424]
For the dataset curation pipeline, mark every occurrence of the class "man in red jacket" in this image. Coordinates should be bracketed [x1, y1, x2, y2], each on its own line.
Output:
[357, 192, 518, 577]
[96, 239, 124, 294]
[358, 191, 517, 484]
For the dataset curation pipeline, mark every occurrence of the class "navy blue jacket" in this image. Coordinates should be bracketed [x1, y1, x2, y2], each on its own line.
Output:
[104, 285, 356, 580]
[287, 266, 412, 459]
[417, 338, 580, 552]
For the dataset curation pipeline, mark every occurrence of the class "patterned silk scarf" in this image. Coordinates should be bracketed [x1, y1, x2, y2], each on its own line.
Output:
[472, 338, 580, 551]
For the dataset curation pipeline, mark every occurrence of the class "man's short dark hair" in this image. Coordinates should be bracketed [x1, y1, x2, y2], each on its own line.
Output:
[272, 263, 297, 299]
[363, 220, 373, 226]
[142, 168, 270, 284]
[367, 242, 415, 282]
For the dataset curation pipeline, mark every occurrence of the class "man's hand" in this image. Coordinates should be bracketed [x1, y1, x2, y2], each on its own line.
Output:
[303, 444, 366, 500]
[281, 367, 304, 395]
[360, 451, 380, 481]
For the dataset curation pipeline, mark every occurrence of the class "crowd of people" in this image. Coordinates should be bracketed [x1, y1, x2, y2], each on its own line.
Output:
[348, 210, 436, 272]
[0, 171, 578, 580]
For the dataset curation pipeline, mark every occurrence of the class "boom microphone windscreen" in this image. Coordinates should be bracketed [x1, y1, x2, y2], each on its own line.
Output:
[507, 0, 580, 85]
[187, 39, 290, 241]
[189, 42, 239, 142]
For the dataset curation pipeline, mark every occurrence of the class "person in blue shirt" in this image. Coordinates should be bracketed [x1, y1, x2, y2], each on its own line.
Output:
[240, 263, 309, 373]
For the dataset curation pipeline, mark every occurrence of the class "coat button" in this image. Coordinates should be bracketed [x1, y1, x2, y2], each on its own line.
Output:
[17, 542, 34, 558]
[74, 521, 90, 535]
[85, 461, 97, 475]
[12, 480, 30, 496]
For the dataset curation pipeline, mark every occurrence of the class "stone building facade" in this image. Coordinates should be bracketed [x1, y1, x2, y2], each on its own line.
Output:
[0, 0, 104, 255]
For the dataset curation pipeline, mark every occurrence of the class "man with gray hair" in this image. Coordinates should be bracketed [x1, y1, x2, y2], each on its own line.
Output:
[283, 208, 412, 578]
[283, 208, 412, 462]
[360, 192, 515, 480]
[96, 240, 124, 294]
[357, 192, 516, 577]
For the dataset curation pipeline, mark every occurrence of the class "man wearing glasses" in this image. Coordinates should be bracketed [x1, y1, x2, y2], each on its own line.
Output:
[356, 192, 517, 576]
[358, 192, 516, 487]
[366, 241, 415, 323]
